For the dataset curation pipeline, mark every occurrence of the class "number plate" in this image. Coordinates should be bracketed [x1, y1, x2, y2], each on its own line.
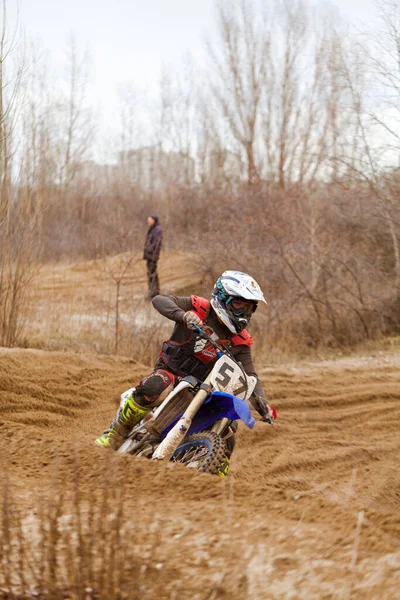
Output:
[210, 356, 257, 400]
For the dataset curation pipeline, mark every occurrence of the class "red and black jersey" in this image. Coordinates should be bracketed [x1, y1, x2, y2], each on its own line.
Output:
[151, 294, 266, 400]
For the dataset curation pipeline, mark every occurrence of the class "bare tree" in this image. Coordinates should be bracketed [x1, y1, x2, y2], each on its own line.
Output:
[369, 0, 400, 161]
[205, 0, 361, 188]
[369, 0, 400, 288]
[95, 231, 139, 354]
[0, 0, 25, 223]
[329, 1, 400, 292]
[206, 0, 269, 184]
[0, 1, 43, 346]
[52, 36, 94, 192]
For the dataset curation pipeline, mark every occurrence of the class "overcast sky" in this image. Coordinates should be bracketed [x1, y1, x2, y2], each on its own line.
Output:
[15, 0, 378, 79]
[16, 0, 218, 89]
[9, 0, 381, 157]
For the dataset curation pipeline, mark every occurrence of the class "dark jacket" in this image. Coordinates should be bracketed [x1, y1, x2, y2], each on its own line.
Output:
[144, 220, 162, 262]
[151, 294, 268, 409]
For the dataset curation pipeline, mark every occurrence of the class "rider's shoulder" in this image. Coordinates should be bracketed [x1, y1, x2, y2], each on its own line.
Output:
[231, 330, 253, 347]
[191, 295, 210, 318]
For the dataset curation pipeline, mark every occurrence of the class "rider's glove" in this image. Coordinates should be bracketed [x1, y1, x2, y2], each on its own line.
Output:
[183, 311, 203, 331]
[260, 403, 275, 424]
[252, 394, 275, 424]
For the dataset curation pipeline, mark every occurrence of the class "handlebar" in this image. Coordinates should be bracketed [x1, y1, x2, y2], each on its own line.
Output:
[261, 416, 274, 425]
[190, 322, 250, 384]
[189, 323, 225, 358]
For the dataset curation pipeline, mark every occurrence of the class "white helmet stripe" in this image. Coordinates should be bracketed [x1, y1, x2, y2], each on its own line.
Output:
[220, 271, 267, 304]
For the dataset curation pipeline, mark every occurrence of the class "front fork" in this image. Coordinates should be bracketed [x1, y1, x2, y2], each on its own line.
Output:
[212, 417, 236, 456]
[211, 417, 231, 436]
[151, 372, 213, 461]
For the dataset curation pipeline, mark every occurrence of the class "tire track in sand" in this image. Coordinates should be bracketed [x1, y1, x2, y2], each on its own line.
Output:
[1, 348, 400, 599]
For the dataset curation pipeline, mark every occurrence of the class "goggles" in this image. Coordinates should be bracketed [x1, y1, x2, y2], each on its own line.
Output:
[227, 297, 258, 318]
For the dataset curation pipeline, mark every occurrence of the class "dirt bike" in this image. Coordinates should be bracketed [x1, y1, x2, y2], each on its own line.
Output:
[117, 325, 269, 476]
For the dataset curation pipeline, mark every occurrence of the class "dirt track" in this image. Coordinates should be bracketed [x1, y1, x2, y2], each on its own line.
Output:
[1, 346, 399, 599]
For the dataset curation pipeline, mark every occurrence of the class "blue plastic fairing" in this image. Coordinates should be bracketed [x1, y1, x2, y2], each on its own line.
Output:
[161, 391, 255, 438]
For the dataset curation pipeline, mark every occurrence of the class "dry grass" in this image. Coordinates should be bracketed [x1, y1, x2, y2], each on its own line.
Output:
[1, 471, 163, 599]
[0, 455, 246, 600]
[16, 249, 400, 366]
[23, 251, 206, 364]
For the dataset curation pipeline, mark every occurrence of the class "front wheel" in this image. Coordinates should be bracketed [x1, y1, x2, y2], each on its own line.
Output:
[171, 431, 229, 476]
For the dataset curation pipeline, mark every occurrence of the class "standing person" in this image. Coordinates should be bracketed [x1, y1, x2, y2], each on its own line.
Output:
[143, 214, 162, 299]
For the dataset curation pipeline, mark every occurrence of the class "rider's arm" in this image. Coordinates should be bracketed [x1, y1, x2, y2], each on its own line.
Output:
[152, 295, 194, 323]
[235, 346, 272, 418]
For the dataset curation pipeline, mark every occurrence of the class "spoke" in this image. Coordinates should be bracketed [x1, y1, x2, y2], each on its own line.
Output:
[173, 443, 209, 465]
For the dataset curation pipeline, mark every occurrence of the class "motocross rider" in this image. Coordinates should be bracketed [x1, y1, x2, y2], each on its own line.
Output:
[95, 271, 275, 453]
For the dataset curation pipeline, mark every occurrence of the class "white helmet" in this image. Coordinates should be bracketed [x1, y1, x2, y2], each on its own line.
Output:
[211, 271, 267, 334]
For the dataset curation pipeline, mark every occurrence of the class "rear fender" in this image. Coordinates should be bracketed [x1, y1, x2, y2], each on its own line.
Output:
[161, 391, 255, 438]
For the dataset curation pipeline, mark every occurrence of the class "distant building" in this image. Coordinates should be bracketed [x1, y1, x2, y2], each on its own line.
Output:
[118, 146, 195, 190]
[206, 149, 243, 185]
[75, 160, 119, 186]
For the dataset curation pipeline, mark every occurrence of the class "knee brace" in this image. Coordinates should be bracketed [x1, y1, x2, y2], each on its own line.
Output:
[134, 369, 175, 406]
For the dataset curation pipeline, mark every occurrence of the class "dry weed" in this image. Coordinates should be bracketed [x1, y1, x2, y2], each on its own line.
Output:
[0, 458, 172, 600]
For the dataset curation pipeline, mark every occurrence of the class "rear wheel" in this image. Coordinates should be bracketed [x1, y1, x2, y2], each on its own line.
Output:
[171, 431, 229, 476]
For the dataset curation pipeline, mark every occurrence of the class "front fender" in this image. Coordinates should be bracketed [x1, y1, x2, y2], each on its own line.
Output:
[161, 391, 255, 438]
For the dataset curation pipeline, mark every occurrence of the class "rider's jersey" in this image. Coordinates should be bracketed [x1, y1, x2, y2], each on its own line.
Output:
[152, 294, 267, 402]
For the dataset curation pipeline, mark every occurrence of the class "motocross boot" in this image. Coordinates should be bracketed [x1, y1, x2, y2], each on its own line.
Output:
[95, 391, 150, 450]
[217, 457, 230, 478]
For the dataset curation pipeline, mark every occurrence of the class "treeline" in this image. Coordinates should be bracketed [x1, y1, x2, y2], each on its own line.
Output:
[1, 0, 400, 353]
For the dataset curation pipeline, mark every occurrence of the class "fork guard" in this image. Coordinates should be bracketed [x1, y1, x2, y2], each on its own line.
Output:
[161, 391, 256, 438]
